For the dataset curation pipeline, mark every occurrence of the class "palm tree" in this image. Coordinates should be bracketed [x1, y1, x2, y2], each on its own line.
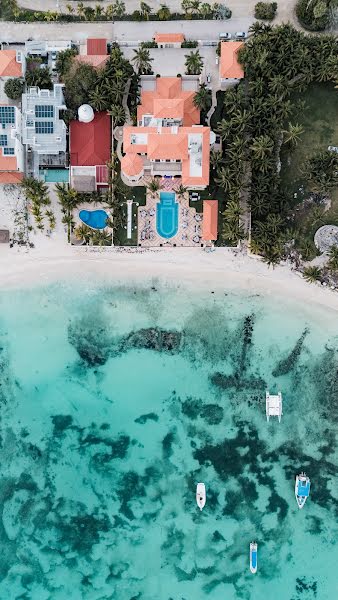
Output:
[210, 150, 223, 171]
[74, 224, 92, 244]
[193, 84, 211, 112]
[77, 2, 85, 18]
[147, 178, 161, 196]
[94, 4, 103, 19]
[157, 4, 171, 19]
[140, 1, 151, 19]
[92, 229, 112, 246]
[109, 104, 126, 126]
[199, 2, 211, 17]
[215, 166, 234, 192]
[251, 135, 274, 161]
[222, 220, 244, 243]
[269, 74, 287, 97]
[303, 266, 322, 283]
[328, 245, 338, 271]
[185, 50, 204, 75]
[89, 85, 109, 111]
[174, 183, 188, 198]
[222, 200, 243, 222]
[217, 119, 232, 141]
[282, 123, 304, 147]
[132, 48, 153, 74]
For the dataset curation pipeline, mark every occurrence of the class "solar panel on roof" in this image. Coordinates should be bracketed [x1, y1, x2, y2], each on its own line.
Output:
[0, 107, 15, 125]
[35, 121, 54, 134]
[0, 135, 8, 146]
[35, 105, 54, 118]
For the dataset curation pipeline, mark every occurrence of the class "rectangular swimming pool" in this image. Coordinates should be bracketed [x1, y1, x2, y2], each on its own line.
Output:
[40, 169, 70, 183]
[156, 192, 179, 239]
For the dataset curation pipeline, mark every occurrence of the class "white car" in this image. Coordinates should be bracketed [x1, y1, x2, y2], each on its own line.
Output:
[219, 33, 232, 40]
[235, 31, 247, 40]
[206, 74, 211, 84]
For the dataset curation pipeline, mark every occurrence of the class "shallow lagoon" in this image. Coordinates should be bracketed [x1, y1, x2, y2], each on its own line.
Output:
[0, 280, 337, 600]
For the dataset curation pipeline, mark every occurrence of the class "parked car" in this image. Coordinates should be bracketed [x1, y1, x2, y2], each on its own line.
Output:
[51, 51, 57, 61]
[235, 32, 247, 40]
[219, 33, 232, 40]
[206, 74, 211, 84]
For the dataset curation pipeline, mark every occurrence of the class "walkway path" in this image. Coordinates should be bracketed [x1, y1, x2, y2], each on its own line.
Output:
[206, 87, 217, 127]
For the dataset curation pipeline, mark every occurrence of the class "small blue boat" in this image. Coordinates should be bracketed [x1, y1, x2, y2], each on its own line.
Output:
[250, 542, 257, 574]
[295, 472, 311, 509]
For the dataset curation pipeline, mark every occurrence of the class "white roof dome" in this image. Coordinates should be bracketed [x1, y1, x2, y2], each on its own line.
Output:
[78, 104, 94, 123]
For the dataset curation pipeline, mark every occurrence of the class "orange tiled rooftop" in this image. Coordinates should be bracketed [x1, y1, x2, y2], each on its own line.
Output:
[122, 77, 210, 188]
[0, 50, 23, 77]
[154, 33, 185, 43]
[220, 42, 244, 80]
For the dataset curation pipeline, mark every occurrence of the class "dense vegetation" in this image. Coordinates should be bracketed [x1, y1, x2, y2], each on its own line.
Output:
[4, 78, 24, 100]
[254, 2, 278, 20]
[22, 178, 55, 232]
[59, 45, 135, 122]
[296, 0, 338, 31]
[212, 24, 338, 263]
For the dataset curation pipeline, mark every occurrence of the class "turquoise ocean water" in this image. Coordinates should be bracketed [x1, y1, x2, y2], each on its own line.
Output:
[0, 279, 337, 600]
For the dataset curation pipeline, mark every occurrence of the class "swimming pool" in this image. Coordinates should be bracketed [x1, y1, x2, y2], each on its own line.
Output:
[79, 209, 108, 230]
[156, 191, 178, 239]
[40, 169, 69, 183]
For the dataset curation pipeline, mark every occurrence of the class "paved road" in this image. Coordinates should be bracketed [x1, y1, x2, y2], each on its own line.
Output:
[1, 18, 254, 43]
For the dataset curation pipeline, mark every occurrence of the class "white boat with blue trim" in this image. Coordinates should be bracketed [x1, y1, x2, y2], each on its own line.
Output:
[250, 542, 257, 574]
[295, 472, 311, 509]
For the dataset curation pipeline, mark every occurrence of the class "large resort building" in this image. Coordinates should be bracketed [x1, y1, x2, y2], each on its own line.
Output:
[121, 76, 211, 189]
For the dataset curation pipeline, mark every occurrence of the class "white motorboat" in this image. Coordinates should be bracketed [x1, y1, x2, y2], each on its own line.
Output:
[266, 391, 283, 422]
[250, 542, 257, 574]
[295, 472, 311, 509]
[196, 482, 206, 511]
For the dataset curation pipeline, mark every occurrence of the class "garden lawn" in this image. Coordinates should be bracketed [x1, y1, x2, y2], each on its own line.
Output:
[280, 82, 338, 207]
[280, 82, 338, 256]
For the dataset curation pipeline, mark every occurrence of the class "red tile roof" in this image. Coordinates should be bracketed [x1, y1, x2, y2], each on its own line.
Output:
[96, 165, 109, 183]
[220, 42, 244, 79]
[70, 112, 111, 167]
[87, 38, 107, 56]
[202, 200, 218, 240]
[0, 50, 22, 77]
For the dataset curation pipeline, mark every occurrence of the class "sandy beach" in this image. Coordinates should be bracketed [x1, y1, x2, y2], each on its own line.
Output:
[1, 242, 338, 316]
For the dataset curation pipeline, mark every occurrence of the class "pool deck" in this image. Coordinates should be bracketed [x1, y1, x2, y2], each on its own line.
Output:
[138, 178, 204, 247]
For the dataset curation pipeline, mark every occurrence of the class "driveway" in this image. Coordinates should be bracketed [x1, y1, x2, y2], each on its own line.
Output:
[123, 46, 219, 80]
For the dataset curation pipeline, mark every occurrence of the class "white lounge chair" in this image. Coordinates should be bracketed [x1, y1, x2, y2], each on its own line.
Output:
[266, 391, 283, 422]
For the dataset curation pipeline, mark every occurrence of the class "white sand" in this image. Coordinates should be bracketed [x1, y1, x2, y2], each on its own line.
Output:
[1, 242, 338, 317]
[1, 184, 337, 314]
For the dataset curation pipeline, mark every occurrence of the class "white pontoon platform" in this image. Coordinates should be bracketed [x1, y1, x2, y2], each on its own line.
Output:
[266, 391, 283, 422]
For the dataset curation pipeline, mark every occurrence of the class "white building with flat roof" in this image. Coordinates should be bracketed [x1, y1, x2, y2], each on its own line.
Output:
[21, 85, 67, 155]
